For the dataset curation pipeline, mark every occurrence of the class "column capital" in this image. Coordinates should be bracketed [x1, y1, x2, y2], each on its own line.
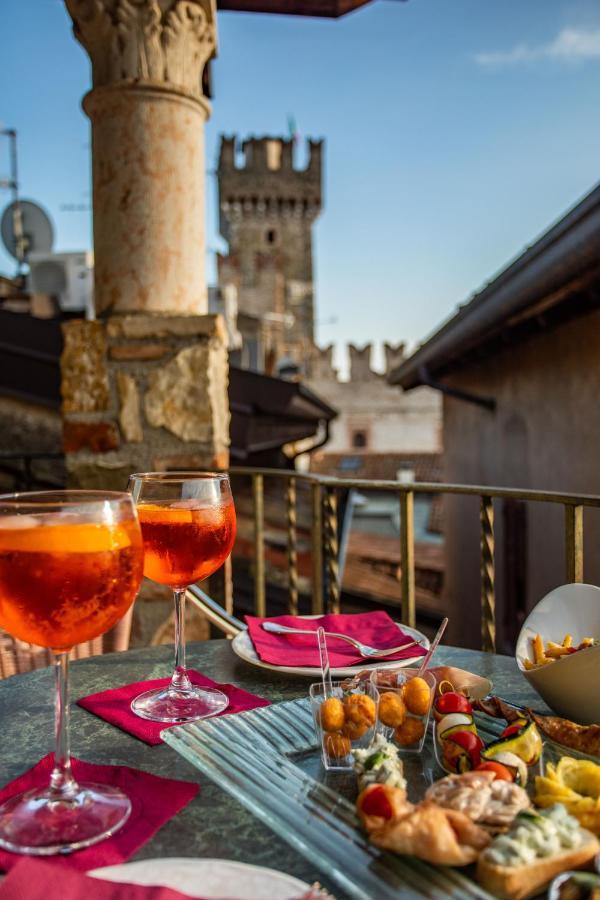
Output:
[64, 0, 217, 102]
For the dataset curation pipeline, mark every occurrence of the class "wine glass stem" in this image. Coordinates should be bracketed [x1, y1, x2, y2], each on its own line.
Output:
[171, 588, 192, 693]
[49, 651, 78, 799]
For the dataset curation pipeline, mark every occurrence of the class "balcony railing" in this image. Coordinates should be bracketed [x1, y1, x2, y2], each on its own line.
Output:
[188, 467, 600, 653]
[2, 455, 598, 654]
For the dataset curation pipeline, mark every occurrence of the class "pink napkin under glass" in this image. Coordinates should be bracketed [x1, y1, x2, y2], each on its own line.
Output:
[246, 611, 426, 668]
[77, 670, 271, 745]
[0, 755, 198, 873]
[0, 858, 197, 900]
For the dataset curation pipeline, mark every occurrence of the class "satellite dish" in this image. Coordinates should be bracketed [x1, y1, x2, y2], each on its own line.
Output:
[1, 199, 54, 262]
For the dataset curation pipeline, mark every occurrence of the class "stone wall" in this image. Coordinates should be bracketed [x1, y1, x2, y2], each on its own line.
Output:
[61, 313, 230, 490]
[60, 311, 229, 648]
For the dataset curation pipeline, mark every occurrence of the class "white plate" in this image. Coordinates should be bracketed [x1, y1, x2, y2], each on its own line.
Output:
[232, 617, 430, 677]
[88, 858, 310, 899]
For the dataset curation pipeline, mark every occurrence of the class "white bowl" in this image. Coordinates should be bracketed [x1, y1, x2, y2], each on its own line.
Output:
[516, 583, 600, 724]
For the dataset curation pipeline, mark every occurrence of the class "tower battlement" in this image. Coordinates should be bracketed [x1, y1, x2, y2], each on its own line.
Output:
[309, 342, 407, 382]
[219, 134, 322, 178]
[218, 135, 322, 227]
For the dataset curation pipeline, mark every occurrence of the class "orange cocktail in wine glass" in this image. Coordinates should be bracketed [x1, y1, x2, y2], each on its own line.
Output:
[128, 472, 236, 723]
[0, 491, 144, 855]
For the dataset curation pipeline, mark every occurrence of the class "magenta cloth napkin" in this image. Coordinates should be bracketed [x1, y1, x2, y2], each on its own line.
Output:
[0, 858, 197, 899]
[78, 671, 271, 746]
[246, 611, 426, 668]
[0, 755, 198, 874]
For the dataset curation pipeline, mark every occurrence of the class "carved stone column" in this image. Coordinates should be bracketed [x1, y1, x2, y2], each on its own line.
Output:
[64, 0, 217, 315]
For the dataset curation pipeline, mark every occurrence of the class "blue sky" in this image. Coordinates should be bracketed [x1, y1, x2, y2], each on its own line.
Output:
[2, 0, 600, 373]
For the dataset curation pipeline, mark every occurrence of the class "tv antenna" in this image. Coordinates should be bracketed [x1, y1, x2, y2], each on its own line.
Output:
[0, 129, 23, 273]
[1, 199, 54, 270]
[1, 129, 54, 276]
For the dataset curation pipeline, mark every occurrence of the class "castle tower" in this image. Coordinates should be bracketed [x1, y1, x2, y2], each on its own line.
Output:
[216, 135, 323, 370]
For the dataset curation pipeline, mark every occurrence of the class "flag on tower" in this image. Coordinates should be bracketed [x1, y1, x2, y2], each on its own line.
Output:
[287, 115, 300, 144]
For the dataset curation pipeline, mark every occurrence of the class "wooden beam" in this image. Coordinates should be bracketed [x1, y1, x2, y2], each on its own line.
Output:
[217, 0, 375, 17]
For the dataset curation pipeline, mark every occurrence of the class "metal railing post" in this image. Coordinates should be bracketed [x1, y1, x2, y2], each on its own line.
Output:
[399, 490, 416, 628]
[286, 476, 299, 615]
[223, 556, 233, 616]
[480, 495, 496, 653]
[324, 486, 340, 614]
[209, 556, 234, 621]
[565, 504, 584, 583]
[311, 482, 324, 614]
[252, 474, 266, 617]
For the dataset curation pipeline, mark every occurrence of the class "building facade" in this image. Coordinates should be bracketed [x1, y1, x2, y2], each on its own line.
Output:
[390, 182, 600, 652]
[439, 315, 600, 651]
[215, 133, 443, 472]
[306, 342, 442, 457]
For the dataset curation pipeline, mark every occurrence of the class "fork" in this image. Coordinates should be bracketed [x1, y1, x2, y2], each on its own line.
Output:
[261, 621, 423, 658]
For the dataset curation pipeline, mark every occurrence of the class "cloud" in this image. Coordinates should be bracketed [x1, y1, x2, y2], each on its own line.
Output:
[475, 27, 600, 66]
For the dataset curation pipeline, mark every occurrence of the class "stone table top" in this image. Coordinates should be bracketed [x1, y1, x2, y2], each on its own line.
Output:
[0, 640, 541, 895]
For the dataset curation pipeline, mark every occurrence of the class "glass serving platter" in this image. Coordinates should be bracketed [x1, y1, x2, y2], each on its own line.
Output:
[162, 700, 590, 900]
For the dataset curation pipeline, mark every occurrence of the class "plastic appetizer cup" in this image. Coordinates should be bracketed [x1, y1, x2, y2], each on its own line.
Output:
[370, 668, 435, 754]
[310, 680, 379, 772]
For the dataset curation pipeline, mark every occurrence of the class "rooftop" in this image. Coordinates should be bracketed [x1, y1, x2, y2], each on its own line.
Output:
[389, 181, 600, 390]
[310, 451, 442, 482]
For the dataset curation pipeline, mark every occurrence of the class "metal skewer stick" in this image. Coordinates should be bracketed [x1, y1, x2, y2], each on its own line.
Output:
[318, 626, 334, 699]
[417, 617, 448, 677]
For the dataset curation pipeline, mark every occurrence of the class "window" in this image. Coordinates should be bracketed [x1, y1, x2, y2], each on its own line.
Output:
[265, 228, 277, 245]
[351, 429, 368, 449]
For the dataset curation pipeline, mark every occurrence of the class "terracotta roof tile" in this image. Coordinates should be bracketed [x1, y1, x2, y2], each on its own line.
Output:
[310, 452, 443, 483]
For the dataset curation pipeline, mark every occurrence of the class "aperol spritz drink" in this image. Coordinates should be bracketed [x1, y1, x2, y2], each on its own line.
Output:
[0, 519, 142, 651]
[0, 491, 143, 856]
[137, 500, 236, 588]
[129, 472, 236, 723]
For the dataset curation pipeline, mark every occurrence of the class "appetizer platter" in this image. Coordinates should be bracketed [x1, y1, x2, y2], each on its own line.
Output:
[163, 663, 600, 900]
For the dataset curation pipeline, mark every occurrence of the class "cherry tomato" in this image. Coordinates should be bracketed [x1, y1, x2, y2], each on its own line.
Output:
[359, 785, 394, 820]
[475, 761, 514, 782]
[501, 724, 524, 739]
[434, 692, 472, 722]
[442, 730, 483, 772]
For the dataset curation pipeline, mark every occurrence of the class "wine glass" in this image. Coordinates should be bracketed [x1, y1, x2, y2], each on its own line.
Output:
[127, 472, 236, 723]
[0, 490, 144, 855]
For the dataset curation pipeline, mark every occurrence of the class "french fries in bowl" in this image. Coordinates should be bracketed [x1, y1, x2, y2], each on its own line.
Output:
[516, 584, 600, 725]
[522, 632, 595, 670]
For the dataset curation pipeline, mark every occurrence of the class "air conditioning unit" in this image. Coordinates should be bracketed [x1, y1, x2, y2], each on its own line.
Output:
[28, 251, 94, 315]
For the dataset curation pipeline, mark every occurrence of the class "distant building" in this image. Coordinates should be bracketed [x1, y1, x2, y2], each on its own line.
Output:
[389, 182, 600, 651]
[306, 341, 442, 459]
[215, 132, 443, 476]
[217, 134, 322, 373]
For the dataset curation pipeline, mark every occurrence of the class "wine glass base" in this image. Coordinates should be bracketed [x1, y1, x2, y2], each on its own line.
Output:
[0, 782, 131, 855]
[131, 685, 230, 723]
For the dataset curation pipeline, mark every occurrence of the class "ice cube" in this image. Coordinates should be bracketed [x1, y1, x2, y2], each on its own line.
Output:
[170, 499, 205, 510]
[0, 514, 41, 530]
